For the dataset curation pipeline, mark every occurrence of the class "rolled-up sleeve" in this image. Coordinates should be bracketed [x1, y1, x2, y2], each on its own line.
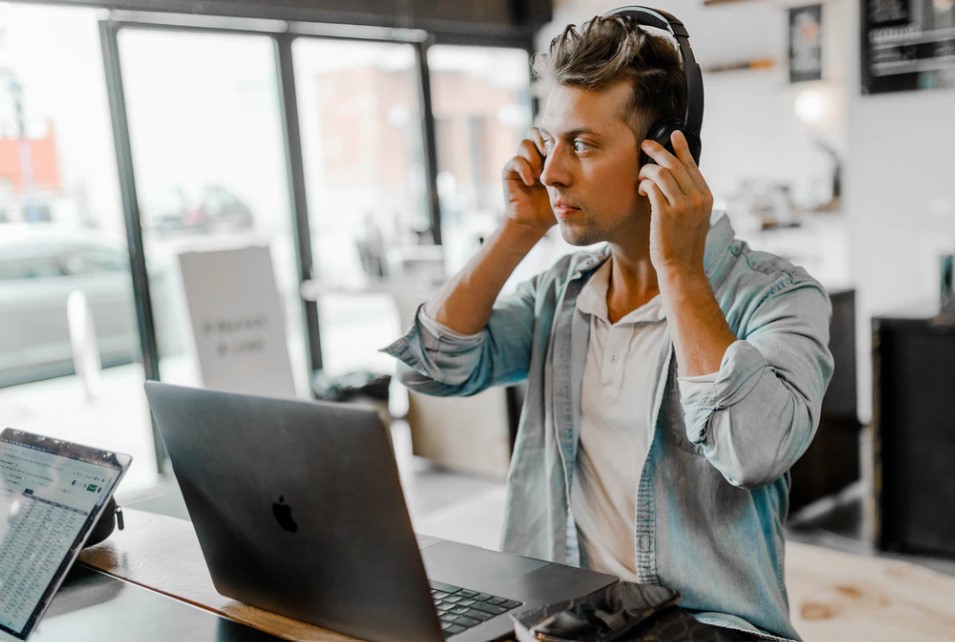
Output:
[380, 278, 539, 397]
[679, 280, 834, 489]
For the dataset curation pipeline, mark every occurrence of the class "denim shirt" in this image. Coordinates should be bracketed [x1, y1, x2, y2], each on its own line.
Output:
[383, 213, 833, 641]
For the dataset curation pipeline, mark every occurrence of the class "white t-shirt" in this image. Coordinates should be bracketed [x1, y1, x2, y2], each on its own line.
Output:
[417, 259, 715, 579]
[571, 260, 671, 581]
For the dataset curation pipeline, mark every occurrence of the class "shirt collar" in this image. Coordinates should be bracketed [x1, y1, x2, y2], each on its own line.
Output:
[576, 260, 611, 318]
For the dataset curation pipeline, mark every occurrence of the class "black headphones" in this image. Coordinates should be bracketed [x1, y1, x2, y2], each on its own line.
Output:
[604, 6, 704, 166]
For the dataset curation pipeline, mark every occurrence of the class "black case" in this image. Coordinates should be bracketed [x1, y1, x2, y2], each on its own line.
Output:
[872, 312, 955, 558]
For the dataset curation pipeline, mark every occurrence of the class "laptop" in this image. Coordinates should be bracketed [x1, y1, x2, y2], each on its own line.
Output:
[144, 382, 617, 642]
[0, 429, 132, 641]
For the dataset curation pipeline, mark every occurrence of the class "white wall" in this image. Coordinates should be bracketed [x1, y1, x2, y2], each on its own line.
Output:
[541, 0, 954, 423]
[540, 0, 849, 206]
[844, 0, 955, 423]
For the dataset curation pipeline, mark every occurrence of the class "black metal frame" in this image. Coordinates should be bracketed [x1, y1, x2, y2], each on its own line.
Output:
[274, 34, 323, 374]
[94, 8, 535, 473]
[99, 17, 167, 466]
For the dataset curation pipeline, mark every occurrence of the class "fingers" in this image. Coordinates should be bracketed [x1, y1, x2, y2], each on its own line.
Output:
[639, 131, 713, 208]
[640, 138, 695, 196]
[669, 130, 709, 194]
[510, 134, 547, 184]
[639, 180, 666, 214]
[528, 127, 547, 158]
[639, 163, 686, 206]
[503, 155, 539, 187]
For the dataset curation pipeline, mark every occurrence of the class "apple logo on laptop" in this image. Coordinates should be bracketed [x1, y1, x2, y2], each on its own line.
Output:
[272, 495, 298, 533]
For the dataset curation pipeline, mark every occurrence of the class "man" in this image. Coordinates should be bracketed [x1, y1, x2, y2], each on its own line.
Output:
[384, 12, 832, 641]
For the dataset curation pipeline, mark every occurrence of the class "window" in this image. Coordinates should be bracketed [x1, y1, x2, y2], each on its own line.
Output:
[428, 45, 533, 273]
[119, 28, 307, 393]
[0, 4, 155, 491]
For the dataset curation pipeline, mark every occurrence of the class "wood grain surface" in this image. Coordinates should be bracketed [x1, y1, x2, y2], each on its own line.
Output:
[78, 509, 955, 642]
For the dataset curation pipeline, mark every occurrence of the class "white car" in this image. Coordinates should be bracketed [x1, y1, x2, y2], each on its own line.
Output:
[0, 227, 172, 387]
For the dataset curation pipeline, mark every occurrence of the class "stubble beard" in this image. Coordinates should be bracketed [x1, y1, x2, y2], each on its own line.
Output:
[557, 216, 604, 247]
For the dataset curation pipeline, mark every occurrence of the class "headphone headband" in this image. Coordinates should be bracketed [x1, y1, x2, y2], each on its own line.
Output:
[604, 5, 704, 162]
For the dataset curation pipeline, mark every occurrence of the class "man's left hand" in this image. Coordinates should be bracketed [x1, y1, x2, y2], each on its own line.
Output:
[638, 130, 714, 276]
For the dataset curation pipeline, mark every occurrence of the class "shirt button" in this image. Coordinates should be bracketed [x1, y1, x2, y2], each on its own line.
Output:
[610, 354, 617, 364]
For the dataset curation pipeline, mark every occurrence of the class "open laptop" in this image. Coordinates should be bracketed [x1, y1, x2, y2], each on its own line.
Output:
[144, 382, 616, 642]
[0, 429, 132, 641]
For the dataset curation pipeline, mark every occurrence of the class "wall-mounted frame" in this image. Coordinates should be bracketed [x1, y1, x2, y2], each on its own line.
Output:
[861, 0, 955, 94]
[789, 4, 823, 83]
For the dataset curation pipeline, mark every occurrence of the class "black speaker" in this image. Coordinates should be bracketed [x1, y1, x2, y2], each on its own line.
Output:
[873, 313, 955, 558]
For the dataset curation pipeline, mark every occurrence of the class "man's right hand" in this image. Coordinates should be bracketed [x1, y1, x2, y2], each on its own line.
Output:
[502, 128, 556, 237]
[426, 130, 556, 335]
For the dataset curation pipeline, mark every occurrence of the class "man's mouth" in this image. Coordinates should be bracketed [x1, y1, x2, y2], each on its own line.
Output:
[552, 201, 582, 219]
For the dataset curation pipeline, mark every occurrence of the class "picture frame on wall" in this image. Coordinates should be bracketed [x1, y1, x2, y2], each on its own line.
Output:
[789, 4, 824, 83]
[861, 0, 955, 94]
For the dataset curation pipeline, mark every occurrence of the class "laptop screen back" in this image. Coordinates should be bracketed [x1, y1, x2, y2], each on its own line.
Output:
[143, 381, 444, 642]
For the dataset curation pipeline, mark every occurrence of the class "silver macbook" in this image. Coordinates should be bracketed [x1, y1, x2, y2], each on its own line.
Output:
[144, 381, 616, 642]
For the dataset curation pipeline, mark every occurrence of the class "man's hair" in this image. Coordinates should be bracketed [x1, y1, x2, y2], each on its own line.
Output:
[532, 14, 687, 139]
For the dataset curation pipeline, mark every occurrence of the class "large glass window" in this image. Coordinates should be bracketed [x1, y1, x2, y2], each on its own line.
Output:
[0, 6, 537, 489]
[293, 39, 429, 377]
[118, 28, 308, 394]
[0, 4, 157, 491]
[428, 46, 533, 274]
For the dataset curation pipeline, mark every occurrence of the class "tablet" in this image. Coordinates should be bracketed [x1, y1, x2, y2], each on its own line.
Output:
[0, 428, 132, 641]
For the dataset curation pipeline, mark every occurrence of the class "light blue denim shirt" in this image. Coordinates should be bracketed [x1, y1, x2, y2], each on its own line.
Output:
[383, 213, 833, 641]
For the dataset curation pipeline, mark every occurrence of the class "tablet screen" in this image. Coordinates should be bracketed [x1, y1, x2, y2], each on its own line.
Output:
[0, 429, 131, 640]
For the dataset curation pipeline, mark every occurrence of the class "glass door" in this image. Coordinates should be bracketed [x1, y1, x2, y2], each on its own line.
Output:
[292, 38, 429, 378]
[0, 4, 159, 493]
[118, 28, 308, 394]
[427, 45, 533, 275]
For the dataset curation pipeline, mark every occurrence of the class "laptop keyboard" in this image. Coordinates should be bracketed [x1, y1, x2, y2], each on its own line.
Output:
[430, 579, 523, 637]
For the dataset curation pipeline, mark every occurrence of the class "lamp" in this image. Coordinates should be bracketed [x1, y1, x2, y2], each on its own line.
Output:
[793, 84, 844, 210]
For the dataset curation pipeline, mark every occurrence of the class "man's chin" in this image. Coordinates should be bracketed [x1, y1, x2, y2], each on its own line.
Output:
[557, 221, 602, 247]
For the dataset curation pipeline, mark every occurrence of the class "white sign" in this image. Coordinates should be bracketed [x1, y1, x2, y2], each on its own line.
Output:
[178, 246, 297, 399]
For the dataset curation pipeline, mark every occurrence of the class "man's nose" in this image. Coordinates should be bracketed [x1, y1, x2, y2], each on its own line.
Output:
[540, 144, 570, 188]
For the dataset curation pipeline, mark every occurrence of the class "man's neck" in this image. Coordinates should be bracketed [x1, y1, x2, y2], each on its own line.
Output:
[606, 241, 659, 324]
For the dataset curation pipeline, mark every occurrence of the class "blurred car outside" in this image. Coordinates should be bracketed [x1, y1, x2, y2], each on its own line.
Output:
[142, 185, 254, 236]
[0, 225, 175, 387]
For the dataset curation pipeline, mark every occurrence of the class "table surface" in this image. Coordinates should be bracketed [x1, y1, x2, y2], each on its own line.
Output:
[34, 565, 286, 642]
[75, 508, 955, 642]
[77, 509, 357, 641]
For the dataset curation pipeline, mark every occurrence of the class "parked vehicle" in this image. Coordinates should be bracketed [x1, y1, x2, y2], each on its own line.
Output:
[0, 227, 171, 387]
[142, 185, 254, 236]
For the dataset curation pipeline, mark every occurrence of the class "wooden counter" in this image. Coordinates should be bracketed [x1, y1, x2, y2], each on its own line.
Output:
[77, 508, 955, 642]
[78, 509, 356, 641]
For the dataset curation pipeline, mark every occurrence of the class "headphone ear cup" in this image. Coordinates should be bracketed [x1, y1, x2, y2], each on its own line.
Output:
[639, 116, 684, 166]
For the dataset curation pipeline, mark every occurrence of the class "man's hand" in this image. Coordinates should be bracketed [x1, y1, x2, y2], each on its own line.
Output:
[639, 130, 732, 377]
[502, 128, 557, 238]
[425, 130, 556, 335]
[638, 130, 714, 277]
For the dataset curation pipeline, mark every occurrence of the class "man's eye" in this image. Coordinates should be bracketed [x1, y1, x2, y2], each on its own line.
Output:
[573, 140, 591, 153]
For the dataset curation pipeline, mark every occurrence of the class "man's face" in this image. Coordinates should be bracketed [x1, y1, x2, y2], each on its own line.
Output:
[538, 79, 646, 246]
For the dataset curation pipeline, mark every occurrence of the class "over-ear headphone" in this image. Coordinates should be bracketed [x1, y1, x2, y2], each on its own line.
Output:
[604, 6, 704, 166]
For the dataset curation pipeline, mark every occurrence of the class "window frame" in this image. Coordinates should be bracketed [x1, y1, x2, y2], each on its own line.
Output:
[96, 9, 534, 471]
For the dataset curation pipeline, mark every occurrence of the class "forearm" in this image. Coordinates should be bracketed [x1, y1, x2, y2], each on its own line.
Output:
[658, 267, 737, 377]
[426, 219, 545, 335]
